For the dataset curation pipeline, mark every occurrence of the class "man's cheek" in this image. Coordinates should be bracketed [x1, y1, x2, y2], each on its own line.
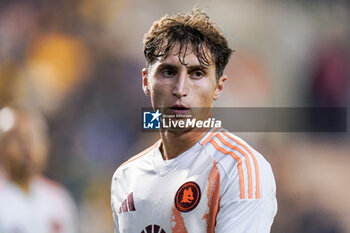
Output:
[152, 89, 163, 100]
[151, 90, 167, 107]
[198, 92, 213, 105]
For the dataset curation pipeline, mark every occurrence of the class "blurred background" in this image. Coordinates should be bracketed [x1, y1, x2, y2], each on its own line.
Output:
[0, 0, 349, 232]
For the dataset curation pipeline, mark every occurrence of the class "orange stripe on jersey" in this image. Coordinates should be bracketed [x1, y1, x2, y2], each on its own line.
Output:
[171, 206, 188, 233]
[202, 161, 220, 233]
[209, 139, 245, 199]
[222, 131, 260, 199]
[216, 133, 254, 199]
[119, 140, 160, 168]
[201, 127, 221, 146]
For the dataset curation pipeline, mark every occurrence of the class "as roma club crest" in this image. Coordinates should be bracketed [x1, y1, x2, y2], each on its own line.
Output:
[175, 181, 201, 212]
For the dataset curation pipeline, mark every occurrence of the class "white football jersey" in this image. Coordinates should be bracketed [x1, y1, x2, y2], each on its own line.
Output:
[111, 127, 277, 233]
[0, 175, 78, 233]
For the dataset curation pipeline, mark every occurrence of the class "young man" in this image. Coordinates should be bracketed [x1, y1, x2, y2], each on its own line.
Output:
[111, 10, 277, 233]
[0, 106, 78, 233]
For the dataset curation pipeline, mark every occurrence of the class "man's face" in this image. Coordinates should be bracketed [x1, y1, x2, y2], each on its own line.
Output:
[0, 113, 48, 182]
[142, 43, 226, 123]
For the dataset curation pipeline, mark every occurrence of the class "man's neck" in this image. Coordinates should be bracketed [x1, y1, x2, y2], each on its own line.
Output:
[159, 128, 207, 160]
[6, 172, 32, 193]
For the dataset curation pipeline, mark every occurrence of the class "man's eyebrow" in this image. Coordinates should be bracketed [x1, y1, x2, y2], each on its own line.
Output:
[187, 65, 209, 72]
[155, 63, 209, 73]
[156, 63, 179, 71]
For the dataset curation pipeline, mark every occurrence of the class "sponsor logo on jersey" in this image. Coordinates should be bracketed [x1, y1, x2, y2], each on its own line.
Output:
[143, 110, 161, 129]
[118, 192, 136, 213]
[175, 181, 201, 212]
[141, 224, 166, 233]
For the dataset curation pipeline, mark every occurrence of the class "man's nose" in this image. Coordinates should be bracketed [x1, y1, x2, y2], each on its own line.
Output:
[172, 71, 188, 98]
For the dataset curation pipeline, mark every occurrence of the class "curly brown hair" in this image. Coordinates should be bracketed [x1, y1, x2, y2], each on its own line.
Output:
[143, 9, 233, 80]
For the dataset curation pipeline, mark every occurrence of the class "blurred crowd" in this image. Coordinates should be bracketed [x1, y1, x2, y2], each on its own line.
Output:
[0, 0, 349, 232]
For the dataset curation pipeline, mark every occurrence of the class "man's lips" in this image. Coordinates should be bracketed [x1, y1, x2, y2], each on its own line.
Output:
[170, 107, 190, 110]
[169, 105, 191, 115]
[170, 104, 190, 110]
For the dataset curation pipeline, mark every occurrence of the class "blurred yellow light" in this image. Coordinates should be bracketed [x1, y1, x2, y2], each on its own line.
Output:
[25, 34, 90, 114]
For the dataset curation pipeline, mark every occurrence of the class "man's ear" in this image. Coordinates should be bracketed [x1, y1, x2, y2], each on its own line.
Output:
[142, 68, 151, 96]
[213, 74, 227, 101]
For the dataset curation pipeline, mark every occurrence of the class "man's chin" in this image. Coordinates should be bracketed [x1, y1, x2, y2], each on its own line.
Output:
[7, 167, 36, 184]
[161, 125, 193, 135]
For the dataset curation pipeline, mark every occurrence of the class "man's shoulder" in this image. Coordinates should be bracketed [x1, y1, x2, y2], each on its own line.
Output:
[204, 129, 265, 165]
[35, 175, 75, 203]
[112, 139, 160, 179]
[204, 129, 274, 200]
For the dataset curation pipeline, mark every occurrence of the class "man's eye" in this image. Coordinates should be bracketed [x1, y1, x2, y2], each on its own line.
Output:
[161, 69, 176, 77]
[191, 71, 205, 79]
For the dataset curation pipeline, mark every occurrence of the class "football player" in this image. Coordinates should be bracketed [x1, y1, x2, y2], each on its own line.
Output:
[0, 106, 78, 233]
[111, 9, 277, 233]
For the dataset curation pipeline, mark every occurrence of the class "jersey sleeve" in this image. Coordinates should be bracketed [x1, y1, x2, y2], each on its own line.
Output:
[215, 197, 277, 232]
[215, 158, 277, 233]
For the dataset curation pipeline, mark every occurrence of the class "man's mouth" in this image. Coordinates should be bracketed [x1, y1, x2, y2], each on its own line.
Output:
[169, 105, 191, 115]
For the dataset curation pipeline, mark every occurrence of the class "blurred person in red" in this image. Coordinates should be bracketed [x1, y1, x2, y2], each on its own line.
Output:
[0, 106, 78, 233]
